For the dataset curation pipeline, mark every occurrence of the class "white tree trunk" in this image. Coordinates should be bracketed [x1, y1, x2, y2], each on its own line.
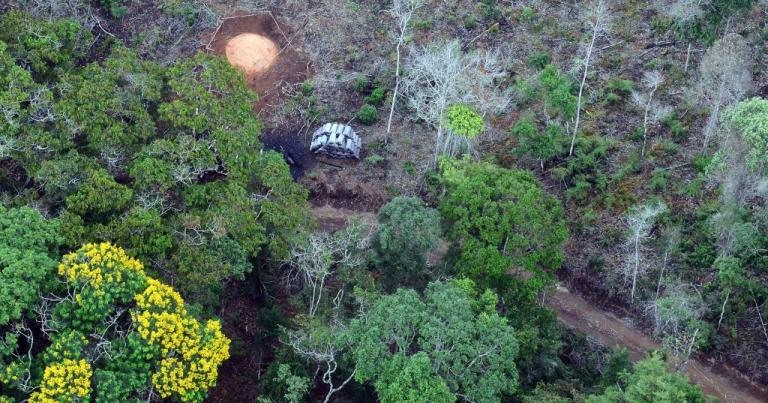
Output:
[717, 291, 729, 330]
[570, 31, 596, 156]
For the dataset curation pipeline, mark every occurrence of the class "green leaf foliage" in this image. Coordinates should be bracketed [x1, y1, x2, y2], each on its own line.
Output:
[0, 206, 61, 325]
[722, 97, 768, 173]
[375, 353, 454, 403]
[437, 158, 568, 296]
[349, 280, 519, 402]
[510, 115, 564, 162]
[445, 104, 484, 138]
[539, 64, 577, 119]
[373, 196, 441, 290]
[0, 10, 92, 80]
[0, 13, 311, 310]
[587, 353, 706, 403]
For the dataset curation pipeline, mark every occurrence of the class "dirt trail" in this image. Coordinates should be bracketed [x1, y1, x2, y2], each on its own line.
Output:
[547, 286, 768, 403]
[311, 205, 768, 402]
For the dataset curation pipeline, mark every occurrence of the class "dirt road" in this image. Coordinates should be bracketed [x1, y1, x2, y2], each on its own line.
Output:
[547, 286, 768, 403]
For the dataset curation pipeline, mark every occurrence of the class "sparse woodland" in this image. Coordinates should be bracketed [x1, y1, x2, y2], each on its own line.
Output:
[0, 0, 768, 402]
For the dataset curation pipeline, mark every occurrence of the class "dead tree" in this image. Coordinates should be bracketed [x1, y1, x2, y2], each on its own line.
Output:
[285, 220, 370, 316]
[569, 0, 611, 156]
[402, 40, 510, 161]
[698, 33, 752, 149]
[631, 70, 667, 159]
[624, 202, 666, 301]
[386, 0, 424, 140]
[647, 284, 708, 368]
[656, 0, 704, 71]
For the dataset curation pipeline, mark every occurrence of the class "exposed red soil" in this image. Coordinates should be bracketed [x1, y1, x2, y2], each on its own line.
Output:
[207, 12, 312, 113]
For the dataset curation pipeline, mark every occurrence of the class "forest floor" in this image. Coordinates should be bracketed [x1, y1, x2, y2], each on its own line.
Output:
[312, 205, 768, 403]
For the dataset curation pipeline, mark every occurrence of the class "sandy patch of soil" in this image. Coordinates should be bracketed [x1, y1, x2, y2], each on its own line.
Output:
[225, 33, 278, 77]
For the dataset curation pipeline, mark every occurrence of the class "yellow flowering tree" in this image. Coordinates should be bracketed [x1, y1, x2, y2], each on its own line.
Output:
[0, 243, 230, 402]
[29, 359, 92, 403]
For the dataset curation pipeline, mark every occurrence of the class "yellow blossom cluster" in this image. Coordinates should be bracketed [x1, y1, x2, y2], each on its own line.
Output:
[44, 243, 230, 402]
[132, 280, 230, 401]
[29, 359, 92, 403]
[58, 242, 145, 289]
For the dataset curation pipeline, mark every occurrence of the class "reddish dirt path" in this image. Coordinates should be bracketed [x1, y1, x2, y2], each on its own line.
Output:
[547, 286, 768, 403]
[311, 205, 768, 402]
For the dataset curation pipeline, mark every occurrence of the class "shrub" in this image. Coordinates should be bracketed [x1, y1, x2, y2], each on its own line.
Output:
[551, 136, 610, 205]
[603, 78, 634, 105]
[357, 104, 380, 125]
[414, 19, 432, 30]
[527, 52, 551, 70]
[647, 168, 668, 193]
[464, 15, 478, 30]
[365, 154, 385, 165]
[510, 116, 564, 162]
[354, 75, 370, 93]
[101, 0, 128, 18]
[365, 87, 387, 106]
[539, 64, 577, 119]
[662, 114, 687, 142]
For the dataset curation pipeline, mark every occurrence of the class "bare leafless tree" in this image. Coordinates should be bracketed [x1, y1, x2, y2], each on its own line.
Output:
[386, 0, 424, 140]
[569, 0, 611, 156]
[698, 33, 753, 149]
[624, 201, 666, 301]
[656, 0, 704, 70]
[631, 71, 668, 159]
[402, 40, 511, 161]
[647, 283, 708, 368]
[285, 220, 370, 316]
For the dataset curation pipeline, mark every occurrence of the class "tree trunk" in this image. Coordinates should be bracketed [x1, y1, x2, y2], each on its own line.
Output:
[386, 36, 404, 141]
[570, 29, 597, 156]
[717, 291, 729, 330]
[631, 233, 640, 301]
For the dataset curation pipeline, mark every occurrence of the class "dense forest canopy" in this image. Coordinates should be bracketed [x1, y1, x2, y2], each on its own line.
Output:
[1, 0, 768, 402]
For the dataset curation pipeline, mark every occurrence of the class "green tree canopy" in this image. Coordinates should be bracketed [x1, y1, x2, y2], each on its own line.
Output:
[0, 206, 61, 326]
[437, 158, 568, 298]
[0, 10, 92, 80]
[373, 196, 441, 290]
[348, 280, 519, 402]
[0, 15, 312, 310]
[722, 97, 768, 173]
[0, 243, 230, 402]
[587, 352, 706, 403]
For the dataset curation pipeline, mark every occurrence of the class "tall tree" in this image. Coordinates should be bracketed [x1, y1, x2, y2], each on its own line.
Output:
[438, 158, 567, 300]
[373, 196, 441, 290]
[569, 0, 611, 156]
[1, 243, 230, 402]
